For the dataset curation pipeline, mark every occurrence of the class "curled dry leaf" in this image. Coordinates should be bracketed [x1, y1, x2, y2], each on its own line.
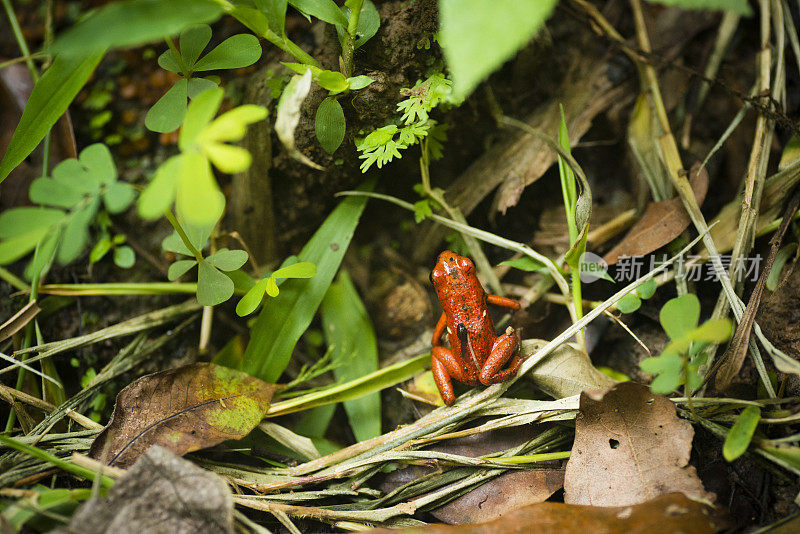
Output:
[603, 163, 708, 265]
[55, 446, 234, 534]
[523, 339, 616, 399]
[564, 382, 714, 506]
[90, 362, 278, 467]
[366, 493, 725, 534]
[274, 69, 323, 170]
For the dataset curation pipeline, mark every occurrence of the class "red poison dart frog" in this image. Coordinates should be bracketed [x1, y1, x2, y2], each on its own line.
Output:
[430, 251, 522, 405]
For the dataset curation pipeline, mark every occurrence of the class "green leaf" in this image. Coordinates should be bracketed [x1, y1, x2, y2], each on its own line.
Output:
[500, 257, 548, 273]
[0, 207, 65, 239]
[636, 278, 657, 299]
[103, 181, 136, 214]
[58, 202, 98, 264]
[79, 143, 116, 185]
[145, 79, 189, 133]
[175, 152, 225, 226]
[767, 243, 797, 291]
[321, 270, 380, 442]
[686, 318, 733, 344]
[347, 75, 374, 90]
[237, 278, 269, 316]
[0, 52, 103, 183]
[0, 227, 50, 265]
[197, 259, 234, 305]
[337, 0, 380, 49]
[180, 87, 224, 149]
[282, 62, 323, 76]
[289, 0, 348, 28]
[316, 70, 349, 93]
[25, 230, 59, 279]
[158, 49, 182, 73]
[206, 248, 249, 271]
[439, 0, 557, 98]
[90, 237, 112, 264]
[138, 155, 181, 219]
[113, 245, 136, 268]
[315, 97, 346, 154]
[242, 181, 372, 382]
[194, 34, 262, 71]
[272, 261, 317, 279]
[723, 406, 761, 461]
[643, 0, 752, 16]
[202, 105, 269, 143]
[168, 259, 198, 281]
[259, 0, 288, 34]
[660, 293, 700, 340]
[50, 0, 224, 56]
[29, 176, 83, 208]
[187, 77, 219, 98]
[616, 293, 642, 314]
[640, 351, 683, 394]
[203, 142, 253, 173]
[179, 24, 212, 70]
[413, 199, 433, 223]
[266, 276, 280, 297]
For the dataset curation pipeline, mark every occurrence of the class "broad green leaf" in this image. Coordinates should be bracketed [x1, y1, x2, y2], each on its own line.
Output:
[183, 220, 215, 250]
[158, 49, 182, 74]
[767, 244, 797, 291]
[643, 0, 751, 16]
[266, 276, 280, 297]
[180, 87, 224, 150]
[347, 75, 374, 90]
[0, 52, 103, 183]
[79, 143, 116, 185]
[162, 231, 193, 256]
[723, 406, 760, 461]
[113, 245, 136, 268]
[242, 181, 372, 382]
[316, 70, 349, 93]
[168, 259, 198, 281]
[289, 0, 348, 28]
[145, 79, 189, 133]
[103, 181, 136, 214]
[640, 351, 683, 394]
[337, 0, 380, 49]
[272, 261, 317, 279]
[0, 207, 64, 238]
[206, 249, 248, 271]
[175, 152, 225, 226]
[204, 142, 253, 173]
[282, 62, 323, 76]
[439, 0, 557, 98]
[315, 97, 346, 154]
[202, 105, 268, 142]
[229, 6, 269, 36]
[321, 270, 380, 441]
[180, 24, 213, 70]
[636, 278, 657, 299]
[29, 176, 84, 207]
[50, 0, 224, 56]
[616, 293, 642, 314]
[258, 0, 288, 34]
[686, 318, 733, 344]
[0, 227, 52, 264]
[275, 70, 323, 169]
[237, 278, 269, 316]
[197, 259, 234, 305]
[660, 293, 700, 340]
[500, 257, 547, 273]
[187, 77, 219, 98]
[194, 34, 262, 71]
[138, 155, 181, 219]
[58, 201, 98, 264]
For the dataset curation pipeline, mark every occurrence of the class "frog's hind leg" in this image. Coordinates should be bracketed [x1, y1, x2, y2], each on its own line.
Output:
[432, 346, 475, 405]
[478, 327, 522, 385]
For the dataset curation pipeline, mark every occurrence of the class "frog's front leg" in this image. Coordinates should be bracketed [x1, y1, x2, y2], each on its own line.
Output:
[478, 327, 522, 385]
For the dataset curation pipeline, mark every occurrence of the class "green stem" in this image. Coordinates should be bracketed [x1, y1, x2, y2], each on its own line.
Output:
[342, 0, 364, 77]
[0, 434, 115, 488]
[489, 450, 571, 464]
[164, 209, 204, 262]
[1, 0, 39, 82]
[0, 266, 29, 291]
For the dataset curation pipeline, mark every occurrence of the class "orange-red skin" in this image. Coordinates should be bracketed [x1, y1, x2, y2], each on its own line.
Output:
[430, 251, 522, 405]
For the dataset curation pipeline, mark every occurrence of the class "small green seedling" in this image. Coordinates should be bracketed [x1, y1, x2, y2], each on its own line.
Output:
[640, 293, 733, 394]
[723, 406, 761, 462]
[163, 222, 248, 306]
[236, 259, 317, 316]
[0, 143, 135, 279]
[89, 211, 135, 268]
[146, 24, 262, 133]
[616, 278, 657, 313]
[138, 87, 267, 226]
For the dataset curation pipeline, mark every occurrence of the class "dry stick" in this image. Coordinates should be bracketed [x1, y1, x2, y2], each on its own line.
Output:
[711, 186, 800, 390]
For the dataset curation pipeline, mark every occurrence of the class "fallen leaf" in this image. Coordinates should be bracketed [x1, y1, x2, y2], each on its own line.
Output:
[366, 493, 725, 534]
[564, 381, 714, 506]
[757, 265, 800, 367]
[603, 163, 708, 265]
[274, 69, 323, 170]
[90, 362, 277, 467]
[523, 339, 616, 399]
[0, 302, 41, 343]
[55, 446, 234, 534]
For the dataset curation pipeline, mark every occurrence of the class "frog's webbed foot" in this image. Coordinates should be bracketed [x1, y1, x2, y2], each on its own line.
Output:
[479, 327, 522, 385]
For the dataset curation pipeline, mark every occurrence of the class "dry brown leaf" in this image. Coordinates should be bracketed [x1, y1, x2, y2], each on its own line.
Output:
[603, 163, 708, 265]
[366, 493, 725, 534]
[55, 446, 234, 534]
[564, 382, 714, 506]
[90, 363, 278, 468]
[523, 339, 617, 399]
[757, 265, 800, 363]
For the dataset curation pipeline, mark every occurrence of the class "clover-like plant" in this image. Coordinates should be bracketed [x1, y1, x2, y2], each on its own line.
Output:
[163, 222, 248, 306]
[138, 87, 267, 226]
[0, 143, 135, 278]
[640, 293, 732, 394]
[236, 259, 317, 316]
[146, 24, 262, 133]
